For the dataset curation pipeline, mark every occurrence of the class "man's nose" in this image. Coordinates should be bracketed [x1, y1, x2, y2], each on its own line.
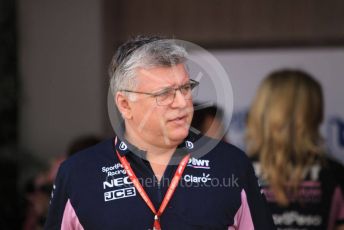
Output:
[171, 90, 187, 108]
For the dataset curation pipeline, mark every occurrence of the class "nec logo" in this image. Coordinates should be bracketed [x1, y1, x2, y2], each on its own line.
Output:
[103, 176, 133, 189]
[104, 187, 136, 202]
[187, 157, 210, 169]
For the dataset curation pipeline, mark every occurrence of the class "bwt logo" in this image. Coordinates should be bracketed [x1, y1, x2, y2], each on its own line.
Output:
[327, 116, 344, 151]
[187, 157, 210, 169]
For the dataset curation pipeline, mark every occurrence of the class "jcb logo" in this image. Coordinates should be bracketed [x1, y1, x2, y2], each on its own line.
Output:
[104, 187, 136, 202]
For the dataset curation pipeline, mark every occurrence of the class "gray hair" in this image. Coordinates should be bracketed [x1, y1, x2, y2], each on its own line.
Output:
[109, 37, 188, 96]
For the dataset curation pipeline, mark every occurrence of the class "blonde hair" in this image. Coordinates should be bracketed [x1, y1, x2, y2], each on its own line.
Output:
[246, 70, 324, 206]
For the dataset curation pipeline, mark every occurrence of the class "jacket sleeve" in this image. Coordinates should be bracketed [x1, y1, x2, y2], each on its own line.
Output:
[44, 162, 69, 230]
[238, 159, 276, 230]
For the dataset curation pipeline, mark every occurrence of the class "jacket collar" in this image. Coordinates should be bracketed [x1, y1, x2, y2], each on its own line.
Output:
[114, 131, 199, 158]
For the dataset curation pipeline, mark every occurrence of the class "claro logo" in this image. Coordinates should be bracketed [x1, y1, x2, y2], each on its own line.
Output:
[184, 173, 211, 183]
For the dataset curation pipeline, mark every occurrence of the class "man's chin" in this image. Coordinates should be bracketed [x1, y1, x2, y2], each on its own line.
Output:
[167, 129, 189, 145]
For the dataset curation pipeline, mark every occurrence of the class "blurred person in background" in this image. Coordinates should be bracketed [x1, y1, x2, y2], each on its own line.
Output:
[246, 69, 344, 230]
[191, 103, 228, 141]
[23, 174, 52, 230]
[67, 135, 101, 157]
[22, 135, 100, 230]
[46, 135, 101, 184]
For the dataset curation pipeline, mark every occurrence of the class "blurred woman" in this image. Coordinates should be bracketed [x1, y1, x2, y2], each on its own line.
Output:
[246, 69, 344, 230]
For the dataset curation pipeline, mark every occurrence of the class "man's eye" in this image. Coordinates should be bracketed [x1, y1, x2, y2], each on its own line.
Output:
[180, 84, 192, 93]
[182, 84, 191, 90]
[155, 89, 173, 98]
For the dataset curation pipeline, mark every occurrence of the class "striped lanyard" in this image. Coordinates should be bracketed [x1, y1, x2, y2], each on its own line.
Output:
[115, 138, 190, 230]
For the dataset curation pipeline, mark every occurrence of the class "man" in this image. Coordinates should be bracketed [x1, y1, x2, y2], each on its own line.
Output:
[45, 36, 275, 229]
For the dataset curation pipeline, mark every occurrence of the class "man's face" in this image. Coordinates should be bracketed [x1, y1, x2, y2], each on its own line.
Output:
[126, 63, 194, 148]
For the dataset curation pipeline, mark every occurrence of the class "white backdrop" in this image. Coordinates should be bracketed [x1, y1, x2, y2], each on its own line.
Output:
[193, 47, 344, 164]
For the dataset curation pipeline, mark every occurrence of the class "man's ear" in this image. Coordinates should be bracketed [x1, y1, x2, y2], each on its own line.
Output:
[115, 92, 133, 119]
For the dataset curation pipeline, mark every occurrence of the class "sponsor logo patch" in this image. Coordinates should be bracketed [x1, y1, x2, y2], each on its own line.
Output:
[119, 141, 128, 151]
[103, 175, 136, 202]
[104, 187, 136, 202]
[185, 141, 194, 149]
[187, 157, 210, 169]
[184, 173, 212, 183]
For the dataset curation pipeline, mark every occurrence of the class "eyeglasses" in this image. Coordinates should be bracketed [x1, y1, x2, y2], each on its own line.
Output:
[120, 79, 199, 106]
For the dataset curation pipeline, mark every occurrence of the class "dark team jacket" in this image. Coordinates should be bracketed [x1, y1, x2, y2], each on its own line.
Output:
[251, 157, 344, 230]
[45, 134, 275, 229]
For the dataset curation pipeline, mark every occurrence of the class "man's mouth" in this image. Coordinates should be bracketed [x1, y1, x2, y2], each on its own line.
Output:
[168, 115, 188, 124]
